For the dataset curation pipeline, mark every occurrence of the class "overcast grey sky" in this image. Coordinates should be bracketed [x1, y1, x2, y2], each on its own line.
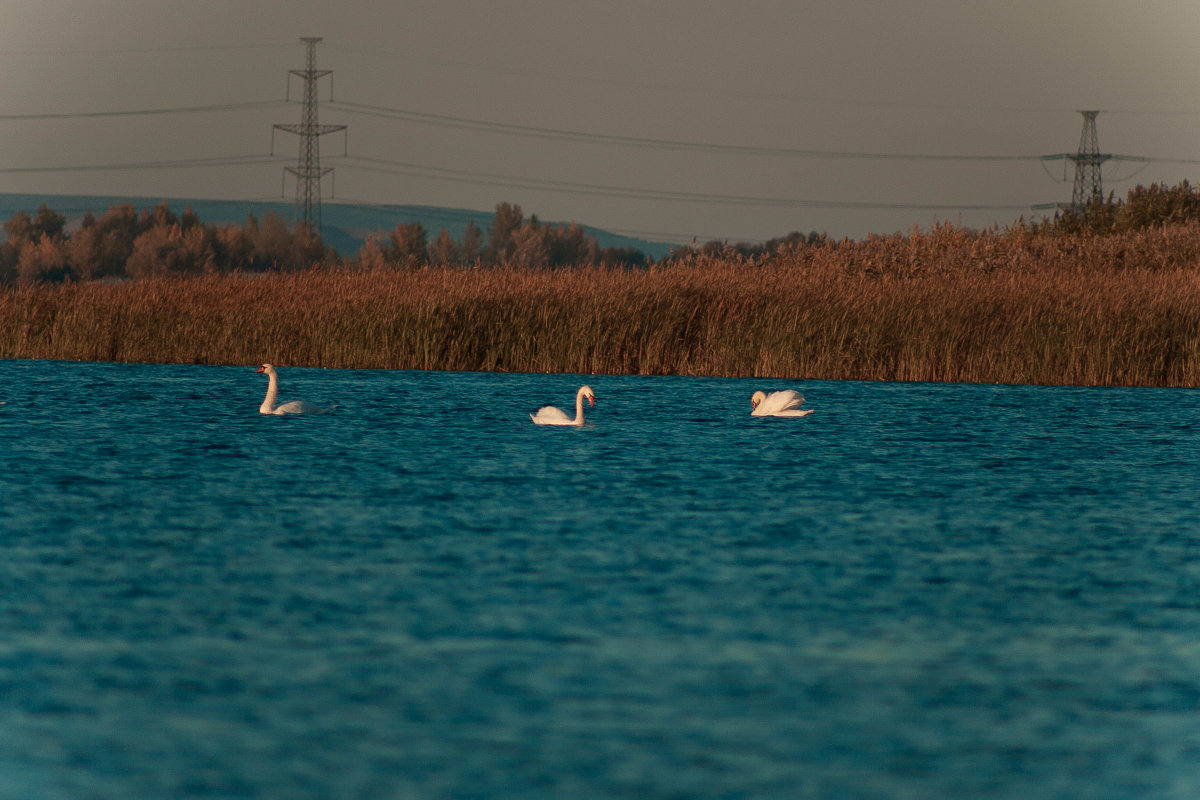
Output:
[3, 1, 1199, 244]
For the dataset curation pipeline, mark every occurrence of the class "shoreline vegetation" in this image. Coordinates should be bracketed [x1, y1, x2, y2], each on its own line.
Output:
[2, 184, 1200, 387]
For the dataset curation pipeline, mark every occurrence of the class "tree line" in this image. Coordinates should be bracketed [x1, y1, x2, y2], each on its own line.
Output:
[5, 181, 1200, 285]
[1032, 181, 1200, 236]
[0, 200, 650, 286]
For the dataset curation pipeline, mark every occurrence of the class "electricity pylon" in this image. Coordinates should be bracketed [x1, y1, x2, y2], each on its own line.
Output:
[273, 37, 346, 231]
[1038, 111, 1146, 214]
[1067, 110, 1110, 210]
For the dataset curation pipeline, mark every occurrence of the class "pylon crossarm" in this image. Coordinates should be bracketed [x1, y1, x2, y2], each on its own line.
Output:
[272, 37, 346, 232]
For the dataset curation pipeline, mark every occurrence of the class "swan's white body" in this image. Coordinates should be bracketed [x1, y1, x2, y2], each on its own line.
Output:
[531, 385, 594, 426]
[256, 364, 335, 415]
[751, 389, 813, 417]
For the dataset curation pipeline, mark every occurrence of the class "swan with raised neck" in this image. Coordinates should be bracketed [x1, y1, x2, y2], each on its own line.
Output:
[256, 364, 335, 415]
[530, 385, 595, 426]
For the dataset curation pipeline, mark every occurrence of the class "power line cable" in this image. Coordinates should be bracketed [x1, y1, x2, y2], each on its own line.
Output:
[0, 154, 285, 174]
[335, 154, 1037, 211]
[328, 100, 1048, 162]
[0, 100, 288, 121]
[3, 95, 1196, 166]
[329, 100, 1200, 165]
[0, 42, 296, 56]
[322, 44, 1200, 119]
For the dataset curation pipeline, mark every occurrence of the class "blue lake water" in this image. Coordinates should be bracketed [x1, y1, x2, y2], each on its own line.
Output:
[1, 358, 1199, 799]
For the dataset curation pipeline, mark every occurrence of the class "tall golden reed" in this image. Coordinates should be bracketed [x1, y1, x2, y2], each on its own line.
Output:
[2, 221, 1198, 386]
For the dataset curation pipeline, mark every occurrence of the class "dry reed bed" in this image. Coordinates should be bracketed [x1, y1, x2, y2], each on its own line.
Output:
[2, 223, 1199, 386]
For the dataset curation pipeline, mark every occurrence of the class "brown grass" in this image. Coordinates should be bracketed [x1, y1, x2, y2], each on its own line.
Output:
[2, 221, 1199, 386]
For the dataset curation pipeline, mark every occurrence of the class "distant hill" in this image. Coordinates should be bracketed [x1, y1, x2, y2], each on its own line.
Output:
[0, 194, 675, 260]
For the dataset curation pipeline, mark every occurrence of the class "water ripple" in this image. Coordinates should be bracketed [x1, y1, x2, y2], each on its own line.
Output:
[1, 361, 1199, 799]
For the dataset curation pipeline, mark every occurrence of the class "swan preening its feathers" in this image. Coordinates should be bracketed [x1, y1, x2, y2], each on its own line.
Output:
[256, 364, 336, 415]
[751, 389, 813, 417]
[530, 385, 594, 426]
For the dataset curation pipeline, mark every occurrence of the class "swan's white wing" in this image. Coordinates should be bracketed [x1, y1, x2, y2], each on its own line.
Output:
[771, 390, 805, 410]
[752, 390, 805, 416]
[530, 405, 572, 425]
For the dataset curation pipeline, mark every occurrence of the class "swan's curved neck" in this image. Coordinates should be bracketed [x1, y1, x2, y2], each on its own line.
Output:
[260, 372, 279, 414]
[573, 388, 587, 425]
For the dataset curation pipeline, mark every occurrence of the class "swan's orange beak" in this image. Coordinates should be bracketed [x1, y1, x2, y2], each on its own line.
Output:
[255, 365, 266, 373]
[588, 396, 594, 407]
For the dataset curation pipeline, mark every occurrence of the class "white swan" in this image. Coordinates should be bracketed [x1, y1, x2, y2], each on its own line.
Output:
[751, 389, 813, 417]
[531, 385, 594, 426]
[256, 364, 335, 415]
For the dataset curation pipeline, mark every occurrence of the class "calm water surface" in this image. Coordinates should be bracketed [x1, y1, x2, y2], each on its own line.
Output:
[1, 359, 1199, 799]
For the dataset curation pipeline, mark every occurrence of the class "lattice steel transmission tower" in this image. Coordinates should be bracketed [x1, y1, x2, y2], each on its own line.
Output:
[1067, 110, 1111, 210]
[273, 37, 346, 231]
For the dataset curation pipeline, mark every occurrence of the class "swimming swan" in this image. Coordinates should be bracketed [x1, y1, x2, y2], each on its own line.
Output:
[751, 389, 813, 417]
[531, 385, 594, 426]
[256, 364, 336, 415]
